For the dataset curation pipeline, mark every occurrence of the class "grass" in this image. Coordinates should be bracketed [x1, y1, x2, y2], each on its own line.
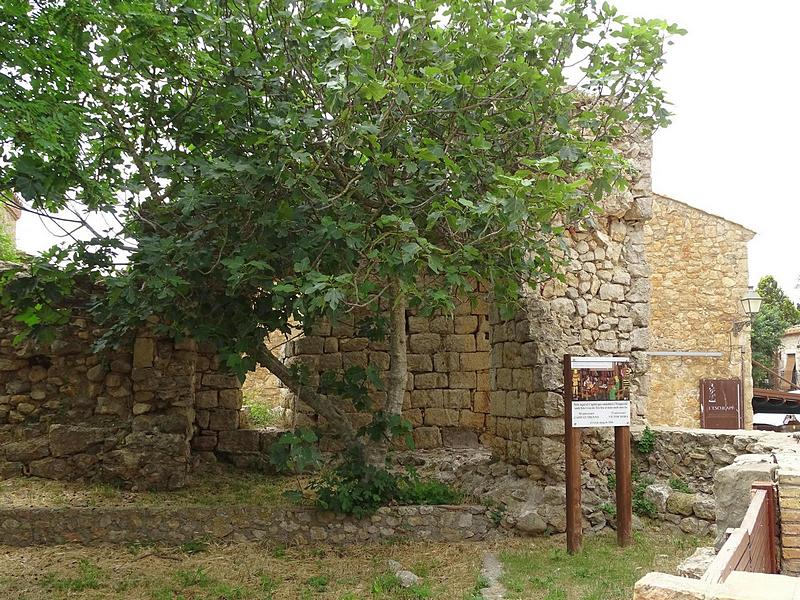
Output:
[41, 560, 102, 592]
[0, 528, 706, 599]
[500, 530, 710, 600]
[0, 464, 304, 509]
[245, 400, 283, 428]
[1, 540, 485, 599]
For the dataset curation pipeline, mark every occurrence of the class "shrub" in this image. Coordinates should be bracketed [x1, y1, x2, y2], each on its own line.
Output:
[632, 473, 657, 519]
[313, 462, 461, 517]
[669, 477, 691, 494]
[637, 426, 657, 454]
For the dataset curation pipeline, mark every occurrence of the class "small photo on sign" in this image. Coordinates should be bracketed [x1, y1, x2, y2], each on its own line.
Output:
[572, 364, 630, 402]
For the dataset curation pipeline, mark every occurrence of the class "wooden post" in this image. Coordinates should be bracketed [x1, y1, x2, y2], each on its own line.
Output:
[614, 425, 632, 547]
[564, 354, 582, 554]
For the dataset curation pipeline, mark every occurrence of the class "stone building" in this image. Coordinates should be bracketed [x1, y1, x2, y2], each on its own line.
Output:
[645, 195, 755, 429]
[778, 325, 800, 390]
[1, 193, 20, 242]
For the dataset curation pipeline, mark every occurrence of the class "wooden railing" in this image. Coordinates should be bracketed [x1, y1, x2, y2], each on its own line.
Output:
[701, 482, 778, 584]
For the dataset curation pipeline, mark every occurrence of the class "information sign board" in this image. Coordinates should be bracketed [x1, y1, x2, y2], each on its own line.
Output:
[570, 357, 631, 428]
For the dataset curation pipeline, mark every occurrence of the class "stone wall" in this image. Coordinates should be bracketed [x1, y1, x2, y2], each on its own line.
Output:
[481, 135, 653, 482]
[0, 504, 500, 547]
[281, 296, 492, 451]
[0, 302, 244, 490]
[645, 195, 755, 429]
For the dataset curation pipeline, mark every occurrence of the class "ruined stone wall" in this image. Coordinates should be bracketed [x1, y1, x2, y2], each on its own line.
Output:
[281, 298, 492, 450]
[0, 306, 244, 490]
[645, 196, 755, 429]
[483, 136, 654, 481]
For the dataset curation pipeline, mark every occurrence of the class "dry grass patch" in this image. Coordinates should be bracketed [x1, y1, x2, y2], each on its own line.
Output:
[0, 540, 485, 600]
[0, 465, 304, 509]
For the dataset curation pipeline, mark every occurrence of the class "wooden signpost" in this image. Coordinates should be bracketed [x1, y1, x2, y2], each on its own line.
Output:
[563, 354, 632, 554]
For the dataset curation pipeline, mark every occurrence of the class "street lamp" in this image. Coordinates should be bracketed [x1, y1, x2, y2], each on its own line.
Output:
[740, 287, 763, 322]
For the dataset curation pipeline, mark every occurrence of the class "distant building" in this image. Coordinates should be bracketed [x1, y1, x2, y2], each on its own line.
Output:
[645, 195, 756, 429]
[778, 325, 800, 390]
[0, 192, 21, 242]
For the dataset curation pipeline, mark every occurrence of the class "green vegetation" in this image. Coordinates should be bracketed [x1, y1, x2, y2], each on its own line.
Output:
[179, 539, 209, 555]
[41, 560, 102, 592]
[463, 575, 491, 600]
[0, 465, 301, 509]
[669, 477, 692, 494]
[313, 464, 462, 517]
[1, 0, 683, 514]
[0, 228, 17, 261]
[244, 400, 282, 428]
[600, 502, 617, 519]
[636, 426, 657, 455]
[752, 276, 800, 387]
[501, 531, 707, 600]
[632, 472, 657, 519]
[370, 572, 433, 599]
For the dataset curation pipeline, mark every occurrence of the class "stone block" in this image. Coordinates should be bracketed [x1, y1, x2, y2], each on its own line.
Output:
[714, 458, 776, 535]
[449, 371, 476, 389]
[209, 409, 240, 431]
[460, 352, 489, 372]
[410, 389, 443, 409]
[676, 547, 715, 579]
[342, 352, 368, 369]
[4, 436, 50, 462]
[473, 391, 489, 413]
[632, 572, 707, 600]
[454, 315, 478, 334]
[191, 434, 218, 452]
[217, 429, 260, 453]
[49, 425, 116, 457]
[532, 417, 564, 436]
[423, 408, 459, 427]
[219, 389, 243, 410]
[446, 334, 476, 353]
[201, 373, 241, 389]
[429, 316, 454, 334]
[459, 410, 485, 431]
[443, 389, 471, 409]
[259, 428, 283, 452]
[132, 337, 155, 368]
[433, 352, 460, 373]
[409, 333, 441, 354]
[412, 426, 442, 449]
[414, 372, 448, 389]
[196, 390, 218, 409]
[441, 427, 479, 448]
[0, 461, 23, 479]
[407, 354, 432, 373]
[340, 338, 369, 352]
[407, 316, 430, 333]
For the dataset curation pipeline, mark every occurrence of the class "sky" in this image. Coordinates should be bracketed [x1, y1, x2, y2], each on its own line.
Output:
[14, 1, 800, 300]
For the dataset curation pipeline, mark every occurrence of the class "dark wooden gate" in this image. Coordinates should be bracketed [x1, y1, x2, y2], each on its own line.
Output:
[700, 378, 742, 429]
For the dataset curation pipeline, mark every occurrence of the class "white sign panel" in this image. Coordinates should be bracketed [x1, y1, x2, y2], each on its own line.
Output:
[572, 400, 631, 428]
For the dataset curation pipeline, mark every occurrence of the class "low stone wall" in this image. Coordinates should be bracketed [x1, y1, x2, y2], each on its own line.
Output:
[643, 484, 715, 536]
[0, 504, 499, 547]
[633, 427, 793, 495]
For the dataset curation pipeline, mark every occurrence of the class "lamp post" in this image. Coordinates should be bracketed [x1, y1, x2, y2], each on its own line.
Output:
[738, 286, 763, 428]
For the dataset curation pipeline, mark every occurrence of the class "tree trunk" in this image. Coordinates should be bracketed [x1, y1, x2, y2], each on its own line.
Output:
[364, 284, 408, 467]
[254, 342, 365, 457]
